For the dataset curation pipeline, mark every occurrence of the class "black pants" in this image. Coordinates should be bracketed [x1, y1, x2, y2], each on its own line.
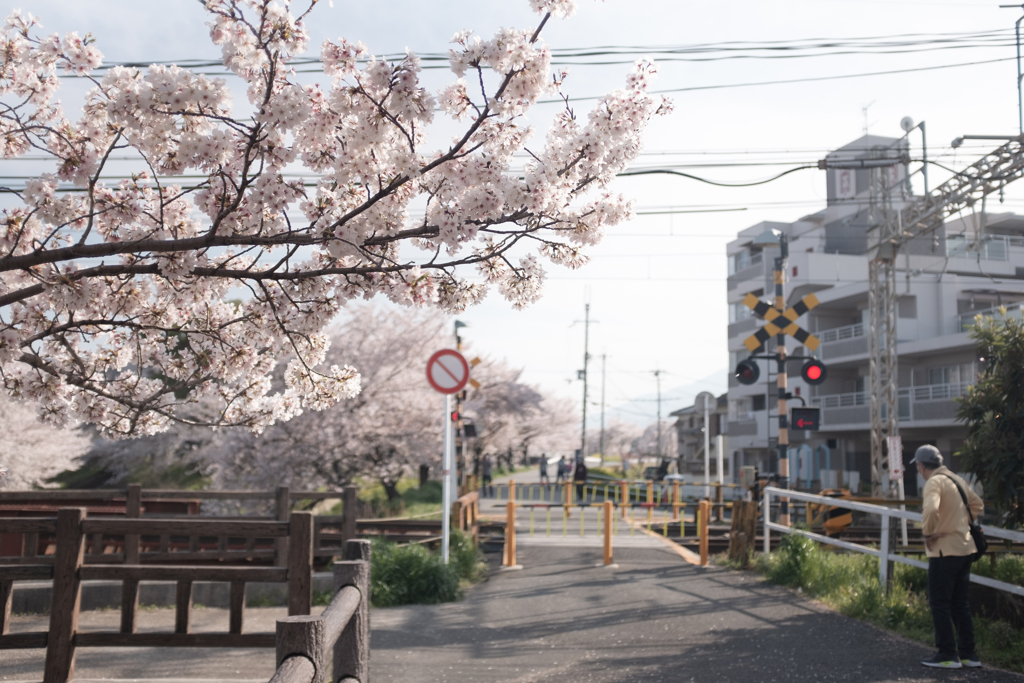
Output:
[575, 482, 585, 502]
[928, 554, 975, 657]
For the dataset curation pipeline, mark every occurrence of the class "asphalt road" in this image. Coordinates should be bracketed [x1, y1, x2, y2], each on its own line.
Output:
[4, 544, 1020, 683]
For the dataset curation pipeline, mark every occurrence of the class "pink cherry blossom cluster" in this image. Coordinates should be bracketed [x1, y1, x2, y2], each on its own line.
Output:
[0, 0, 667, 438]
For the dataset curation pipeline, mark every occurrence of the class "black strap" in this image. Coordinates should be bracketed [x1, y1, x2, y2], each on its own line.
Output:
[937, 473, 975, 525]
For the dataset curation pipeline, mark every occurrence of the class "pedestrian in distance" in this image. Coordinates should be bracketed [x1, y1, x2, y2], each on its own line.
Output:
[574, 459, 588, 504]
[481, 454, 494, 498]
[913, 445, 984, 670]
[556, 455, 567, 484]
[539, 455, 550, 485]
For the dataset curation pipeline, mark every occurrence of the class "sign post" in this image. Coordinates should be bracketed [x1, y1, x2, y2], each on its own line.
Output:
[695, 392, 716, 500]
[426, 349, 471, 563]
[887, 435, 908, 546]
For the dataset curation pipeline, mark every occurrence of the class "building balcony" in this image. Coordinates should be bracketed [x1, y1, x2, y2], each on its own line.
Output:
[816, 322, 867, 360]
[958, 303, 1024, 332]
[810, 381, 970, 428]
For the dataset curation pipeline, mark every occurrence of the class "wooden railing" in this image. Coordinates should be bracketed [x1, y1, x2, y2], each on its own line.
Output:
[270, 540, 370, 683]
[0, 507, 318, 683]
[452, 491, 480, 543]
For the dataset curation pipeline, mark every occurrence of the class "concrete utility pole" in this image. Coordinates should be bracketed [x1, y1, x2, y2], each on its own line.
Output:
[580, 303, 591, 460]
[454, 320, 467, 493]
[653, 369, 663, 459]
[600, 354, 607, 466]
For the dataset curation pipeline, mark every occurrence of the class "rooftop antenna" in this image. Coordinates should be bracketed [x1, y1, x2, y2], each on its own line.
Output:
[862, 101, 876, 136]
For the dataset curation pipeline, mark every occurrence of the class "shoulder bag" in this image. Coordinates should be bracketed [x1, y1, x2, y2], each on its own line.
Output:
[937, 473, 987, 563]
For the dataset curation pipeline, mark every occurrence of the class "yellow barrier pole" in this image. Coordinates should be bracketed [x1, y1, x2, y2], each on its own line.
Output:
[504, 501, 517, 567]
[630, 506, 635, 536]
[530, 508, 535, 536]
[580, 506, 585, 537]
[563, 506, 568, 536]
[604, 484, 609, 502]
[621, 481, 628, 518]
[647, 505, 653, 532]
[699, 499, 710, 567]
[603, 501, 613, 565]
[646, 480, 653, 505]
[663, 508, 668, 536]
[673, 482, 680, 519]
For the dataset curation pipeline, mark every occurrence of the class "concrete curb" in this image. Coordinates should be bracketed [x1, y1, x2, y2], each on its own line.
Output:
[11, 572, 334, 614]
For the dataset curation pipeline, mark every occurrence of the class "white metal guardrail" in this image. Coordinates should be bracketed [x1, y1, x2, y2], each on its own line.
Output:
[762, 486, 1024, 598]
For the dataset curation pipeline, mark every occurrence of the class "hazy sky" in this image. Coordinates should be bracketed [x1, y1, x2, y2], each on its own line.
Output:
[10, 0, 1024, 424]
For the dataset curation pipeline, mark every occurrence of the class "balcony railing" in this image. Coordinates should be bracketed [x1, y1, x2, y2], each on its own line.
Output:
[948, 235, 1009, 261]
[818, 322, 864, 344]
[959, 304, 1024, 332]
[812, 382, 969, 424]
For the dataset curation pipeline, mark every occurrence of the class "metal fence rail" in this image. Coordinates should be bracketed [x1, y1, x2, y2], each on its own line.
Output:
[763, 487, 1024, 598]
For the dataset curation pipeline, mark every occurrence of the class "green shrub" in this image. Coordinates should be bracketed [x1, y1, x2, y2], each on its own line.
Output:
[754, 537, 1024, 672]
[370, 530, 484, 608]
[973, 553, 1024, 588]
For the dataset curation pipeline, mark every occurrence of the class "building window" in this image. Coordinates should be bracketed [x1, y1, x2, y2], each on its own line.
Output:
[729, 249, 762, 275]
[752, 395, 766, 411]
[898, 296, 917, 319]
[926, 362, 975, 386]
[729, 397, 753, 421]
[729, 302, 753, 324]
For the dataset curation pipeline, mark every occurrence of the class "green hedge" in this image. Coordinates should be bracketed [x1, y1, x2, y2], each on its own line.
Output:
[370, 530, 484, 608]
[755, 534, 1024, 672]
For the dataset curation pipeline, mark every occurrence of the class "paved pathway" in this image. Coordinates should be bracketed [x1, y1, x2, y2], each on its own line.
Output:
[4, 544, 1019, 682]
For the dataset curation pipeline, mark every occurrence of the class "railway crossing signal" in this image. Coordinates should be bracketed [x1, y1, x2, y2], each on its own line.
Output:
[791, 407, 821, 431]
[735, 359, 760, 385]
[801, 359, 827, 385]
[741, 291, 822, 353]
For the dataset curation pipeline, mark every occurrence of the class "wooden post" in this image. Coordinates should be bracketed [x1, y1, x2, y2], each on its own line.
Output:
[603, 501, 613, 565]
[229, 580, 246, 635]
[621, 481, 628, 518]
[503, 501, 517, 567]
[452, 498, 464, 532]
[698, 500, 710, 567]
[509, 479, 516, 502]
[288, 511, 314, 616]
[175, 580, 193, 634]
[276, 616, 325, 683]
[342, 486, 358, 546]
[715, 483, 724, 522]
[275, 486, 290, 567]
[121, 483, 142, 634]
[0, 579, 12, 636]
[44, 508, 86, 683]
[334, 540, 371, 683]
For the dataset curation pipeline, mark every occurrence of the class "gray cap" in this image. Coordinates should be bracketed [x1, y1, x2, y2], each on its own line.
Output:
[910, 444, 943, 468]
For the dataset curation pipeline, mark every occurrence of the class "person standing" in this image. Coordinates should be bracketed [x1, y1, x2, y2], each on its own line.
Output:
[913, 445, 984, 670]
[539, 455, 550, 485]
[481, 454, 493, 498]
[574, 458, 588, 504]
[556, 456, 567, 484]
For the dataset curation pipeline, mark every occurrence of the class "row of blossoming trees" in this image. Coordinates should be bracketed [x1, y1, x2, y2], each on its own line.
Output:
[0, 0, 666, 488]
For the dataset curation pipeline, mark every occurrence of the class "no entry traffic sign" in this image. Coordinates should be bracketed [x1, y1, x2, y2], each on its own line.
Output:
[426, 349, 470, 395]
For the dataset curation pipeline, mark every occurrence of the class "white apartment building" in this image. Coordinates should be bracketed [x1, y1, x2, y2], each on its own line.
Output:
[725, 134, 1024, 496]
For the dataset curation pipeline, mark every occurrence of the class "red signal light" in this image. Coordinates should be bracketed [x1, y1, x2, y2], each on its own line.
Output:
[800, 359, 827, 385]
[450, 411, 460, 422]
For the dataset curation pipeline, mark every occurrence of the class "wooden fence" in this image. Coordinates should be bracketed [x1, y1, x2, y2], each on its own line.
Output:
[0, 484, 487, 564]
[0, 507, 323, 683]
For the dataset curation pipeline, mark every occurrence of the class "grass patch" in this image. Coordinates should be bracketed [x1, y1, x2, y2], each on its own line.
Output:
[328, 479, 444, 519]
[748, 534, 1024, 672]
[370, 529, 485, 608]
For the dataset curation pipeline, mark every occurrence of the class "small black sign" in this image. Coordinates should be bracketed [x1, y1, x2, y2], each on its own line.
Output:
[791, 407, 821, 431]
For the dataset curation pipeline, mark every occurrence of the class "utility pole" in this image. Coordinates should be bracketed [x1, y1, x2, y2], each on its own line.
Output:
[600, 354, 607, 467]
[653, 369, 663, 459]
[580, 303, 591, 460]
[454, 320, 467, 493]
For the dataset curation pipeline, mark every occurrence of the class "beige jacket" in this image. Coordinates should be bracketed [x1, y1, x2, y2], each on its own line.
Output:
[921, 466, 984, 558]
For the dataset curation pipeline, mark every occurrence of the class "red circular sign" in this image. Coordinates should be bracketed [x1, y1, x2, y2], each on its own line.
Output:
[426, 349, 470, 395]
[806, 366, 822, 381]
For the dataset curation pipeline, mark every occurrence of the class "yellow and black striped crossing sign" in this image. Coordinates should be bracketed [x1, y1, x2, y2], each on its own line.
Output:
[742, 292, 821, 353]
